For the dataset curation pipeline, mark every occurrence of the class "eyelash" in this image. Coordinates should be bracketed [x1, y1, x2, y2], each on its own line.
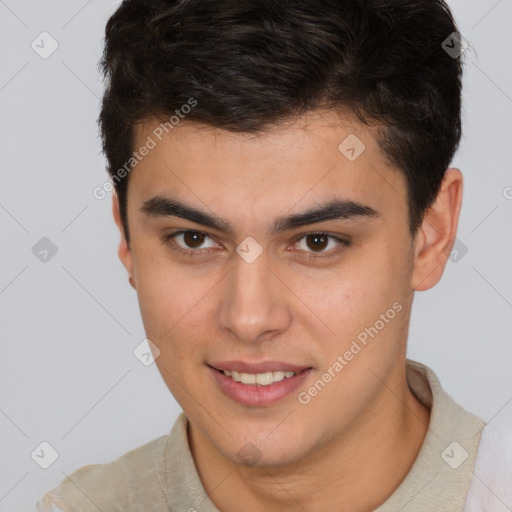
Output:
[162, 230, 351, 261]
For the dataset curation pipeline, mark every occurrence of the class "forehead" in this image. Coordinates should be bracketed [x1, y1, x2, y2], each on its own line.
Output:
[128, 110, 406, 226]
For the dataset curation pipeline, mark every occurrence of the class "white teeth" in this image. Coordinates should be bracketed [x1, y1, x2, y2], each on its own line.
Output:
[222, 369, 298, 386]
[240, 373, 256, 385]
[272, 371, 285, 383]
[255, 372, 273, 386]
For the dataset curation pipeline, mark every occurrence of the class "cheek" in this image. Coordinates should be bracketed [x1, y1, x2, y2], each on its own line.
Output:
[322, 250, 405, 302]
[132, 248, 191, 342]
[307, 244, 410, 341]
[133, 251, 222, 368]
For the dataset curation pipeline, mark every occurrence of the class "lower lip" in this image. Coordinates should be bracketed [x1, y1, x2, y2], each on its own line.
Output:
[208, 366, 312, 406]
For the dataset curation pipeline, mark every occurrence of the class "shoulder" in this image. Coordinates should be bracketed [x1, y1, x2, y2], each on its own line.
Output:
[462, 423, 512, 512]
[35, 434, 170, 512]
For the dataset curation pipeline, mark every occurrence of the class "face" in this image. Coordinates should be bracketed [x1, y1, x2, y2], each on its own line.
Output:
[116, 110, 422, 467]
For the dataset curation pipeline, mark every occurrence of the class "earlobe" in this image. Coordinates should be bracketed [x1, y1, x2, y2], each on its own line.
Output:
[112, 192, 136, 290]
[411, 168, 463, 291]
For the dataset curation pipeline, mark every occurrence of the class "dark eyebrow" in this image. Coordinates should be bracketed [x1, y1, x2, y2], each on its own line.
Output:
[140, 195, 380, 234]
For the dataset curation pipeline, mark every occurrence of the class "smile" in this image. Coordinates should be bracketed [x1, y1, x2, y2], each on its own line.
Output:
[208, 364, 313, 406]
[221, 370, 297, 386]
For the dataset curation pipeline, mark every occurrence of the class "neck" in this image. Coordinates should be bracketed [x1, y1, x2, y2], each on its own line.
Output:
[188, 364, 431, 512]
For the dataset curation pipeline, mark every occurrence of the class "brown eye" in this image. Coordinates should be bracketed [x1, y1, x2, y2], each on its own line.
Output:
[305, 234, 329, 252]
[294, 233, 351, 260]
[163, 230, 218, 255]
[182, 231, 206, 249]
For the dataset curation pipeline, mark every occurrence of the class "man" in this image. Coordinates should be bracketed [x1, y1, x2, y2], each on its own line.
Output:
[37, 0, 512, 510]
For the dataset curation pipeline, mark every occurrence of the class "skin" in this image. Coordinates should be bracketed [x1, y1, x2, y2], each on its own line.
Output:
[112, 109, 463, 511]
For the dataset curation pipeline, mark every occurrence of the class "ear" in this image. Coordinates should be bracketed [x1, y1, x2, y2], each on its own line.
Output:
[411, 168, 463, 291]
[112, 192, 136, 290]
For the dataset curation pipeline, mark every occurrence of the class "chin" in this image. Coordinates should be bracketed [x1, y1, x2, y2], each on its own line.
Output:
[219, 424, 313, 468]
[227, 443, 308, 469]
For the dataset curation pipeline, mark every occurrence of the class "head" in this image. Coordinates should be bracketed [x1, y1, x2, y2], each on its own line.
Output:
[100, 0, 464, 467]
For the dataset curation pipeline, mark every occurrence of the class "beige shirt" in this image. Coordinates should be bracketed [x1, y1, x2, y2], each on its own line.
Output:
[36, 359, 486, 512]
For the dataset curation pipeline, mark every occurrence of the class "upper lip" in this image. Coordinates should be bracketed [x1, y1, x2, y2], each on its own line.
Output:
[209, 361, 312, 373]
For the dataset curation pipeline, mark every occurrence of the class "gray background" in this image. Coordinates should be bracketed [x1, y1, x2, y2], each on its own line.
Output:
[0, 0, 511, 509]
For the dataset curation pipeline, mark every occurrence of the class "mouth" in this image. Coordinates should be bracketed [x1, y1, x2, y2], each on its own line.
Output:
[207, 362, 313, 406]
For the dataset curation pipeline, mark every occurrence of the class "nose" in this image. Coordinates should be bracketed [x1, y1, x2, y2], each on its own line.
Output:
[217, 248, 293, 344]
